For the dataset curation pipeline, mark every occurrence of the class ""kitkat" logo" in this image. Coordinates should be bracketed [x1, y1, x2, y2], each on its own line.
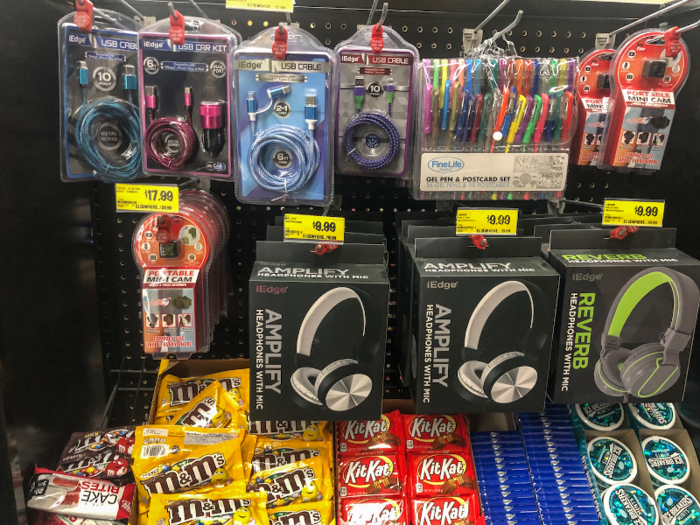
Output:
[343, 456, 393, 487]
[343, 416, 390, 443]
[409, 416, 457, 441]
[417, 455, 467, 485]
[415, 497, 470, 525]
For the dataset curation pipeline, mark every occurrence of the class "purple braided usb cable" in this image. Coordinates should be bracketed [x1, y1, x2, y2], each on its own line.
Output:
[343, 111, 401, 171]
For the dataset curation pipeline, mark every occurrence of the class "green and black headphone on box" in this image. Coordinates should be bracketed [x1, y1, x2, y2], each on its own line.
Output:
[595, 267, 700, 400]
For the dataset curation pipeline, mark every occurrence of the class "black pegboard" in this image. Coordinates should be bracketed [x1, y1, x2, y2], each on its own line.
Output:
[91, 0, 697, 426]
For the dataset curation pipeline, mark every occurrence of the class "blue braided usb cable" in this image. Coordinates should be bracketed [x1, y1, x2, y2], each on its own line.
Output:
[74, 62, 142, 182]
[247, 88, 321, 194]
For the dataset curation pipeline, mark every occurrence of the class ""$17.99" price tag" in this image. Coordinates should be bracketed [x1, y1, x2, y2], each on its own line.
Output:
[456, 208, 518, 236]
[602, 198, 665, 228]
[115, 183, 179, 213]
[284, 214, 345, 244]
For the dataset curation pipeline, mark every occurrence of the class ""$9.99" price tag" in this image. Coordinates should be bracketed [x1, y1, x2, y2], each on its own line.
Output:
[115, 183, 179, 213]
[602, 198, 665, 228]
[456, 208, 518, 236]
[284, 214, 345, 244]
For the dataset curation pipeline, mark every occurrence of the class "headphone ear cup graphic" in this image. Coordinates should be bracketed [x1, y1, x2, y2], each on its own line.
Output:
[594, 349, 631, 397]
[290, 367, 324, 406]
[481, 351, 538, 404]
[621, 343, 679, 398]
[456, 361, 489, 400]
[315, 358, 373, 412]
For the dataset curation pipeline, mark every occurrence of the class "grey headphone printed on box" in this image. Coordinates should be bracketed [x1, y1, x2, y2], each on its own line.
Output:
[595, 267, 700, 401]
[455, 281, 550, 404]
[290, 287, 382, 412]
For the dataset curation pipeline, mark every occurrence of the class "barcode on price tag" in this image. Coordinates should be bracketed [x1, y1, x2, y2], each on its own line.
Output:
[140, 444, 169, 459]
[115, 183, 179, 213]
[456, 208, 518, 236]
[284, 214, 345, 244]
[602, 199, 665, 228]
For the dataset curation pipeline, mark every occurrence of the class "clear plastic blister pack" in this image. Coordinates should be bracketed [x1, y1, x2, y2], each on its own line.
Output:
[233, 24, 338, 206]
[334, 24, 420, 178]
[414, 56, 577, 201]
[59, 9, 142, 183]
[132, 190, 230, 360]
[138, 15, 238, 178]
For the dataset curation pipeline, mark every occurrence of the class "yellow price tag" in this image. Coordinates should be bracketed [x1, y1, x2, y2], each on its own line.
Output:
[225, 0, 294, 12]
[115, 183, 179, 213]
[284, 214, 345, 244]
[456, 208, 518, 236]
[602, 198, 664, 228]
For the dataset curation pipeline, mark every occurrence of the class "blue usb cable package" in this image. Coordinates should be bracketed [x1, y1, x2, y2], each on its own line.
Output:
[234, 24, 338, 206]
[59, 9, 142, 182]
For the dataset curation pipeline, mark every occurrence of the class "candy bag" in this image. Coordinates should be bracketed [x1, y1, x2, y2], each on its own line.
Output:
[248, 421, 332, 442]
[402, 415, 469, 453]
[268, 501, 333, 525]
[251, 439, 330, 476]
[170, 381, 240, 428]
[341, 497, 409, 525]
[337, 411, 404, 457]
[407, 453, 476, 498]
[147, 490, 269, 525]
[247, 456, 331, 508]
[338, 454, 406, 498]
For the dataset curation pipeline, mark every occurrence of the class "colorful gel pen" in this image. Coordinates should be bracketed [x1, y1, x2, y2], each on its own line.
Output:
[561, 91, 574, 144]
[449, 81, 461, 141]
[473, 59, 481, 96]
[477, 92, 493, 146]
[553, 92, 563, 142]
[523, 95, 542, 146]
[567, 59, 575, 93]
[534, 93, 549, 152]
[545, 92, 557, 143]
[499, 87, 518, 141]
[514, 95, 533, 145]
[438, 59, 447, 110]
[505, 95, 526, 152]
[458, 58, 465, 87]
[531, 59, 541, 98]
[515, 59, 524, 95]
[462, 93, 477, 143]
[469, 94, 483, 143]
[424, 81, 433, 135]
[465, 59, 473, 95]
[491, 88, 510, 152]
[440, 78, 452, 144]
[453, 88, 467, 144]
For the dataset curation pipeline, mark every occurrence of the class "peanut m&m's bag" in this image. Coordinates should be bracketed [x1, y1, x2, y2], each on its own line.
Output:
[268, 501, 333, 525]
[247, 455, 332, 508]
[170, 381, 240, 429]
[147, 491, 268, 525]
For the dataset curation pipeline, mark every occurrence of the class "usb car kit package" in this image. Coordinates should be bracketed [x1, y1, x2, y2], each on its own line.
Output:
[138, 12, 237, 178]
[570, 49, 614, 166]
[414, 57, 576, 201]
[409, 236, 560, 413]
[133, 190, 231, 359]
[597, 27, 690, 173]
[234, 24, 338, 205]
[59, 8, 142, 182]
[249, 242, 389, 420]
[548, 228, 700, 403]
[334, 21, 420, 177]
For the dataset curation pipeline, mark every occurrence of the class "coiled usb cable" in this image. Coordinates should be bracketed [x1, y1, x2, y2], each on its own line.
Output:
[247, 86, 321, 194]
[342, 76, 401, 171]
[73, 62, 142, 182]
[144, 86, 197, 170]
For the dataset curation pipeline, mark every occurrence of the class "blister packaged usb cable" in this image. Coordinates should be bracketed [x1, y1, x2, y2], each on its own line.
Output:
[234, 23, 338, 206]
[138, 10, 237, 178]
[59, 5, 142, 182]
[334, 19, 420, 177]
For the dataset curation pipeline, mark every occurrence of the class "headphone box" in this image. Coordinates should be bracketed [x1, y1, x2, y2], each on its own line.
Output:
[548, 228, 700, 404]
[249, 241, 390, 421]
[409, 236, 560, 414]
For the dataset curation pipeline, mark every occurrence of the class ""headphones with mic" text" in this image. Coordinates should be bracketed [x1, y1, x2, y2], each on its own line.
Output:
[595, 267, 699, 400]
[456, 280, 550, 404]
[290, 287, 382, 412]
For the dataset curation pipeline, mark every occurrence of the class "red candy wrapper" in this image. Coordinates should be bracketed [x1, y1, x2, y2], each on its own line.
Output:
[57, 428, 134, 482]
[407, 453, 476, 498]
[402, 415, 469, 454]
[412, 495, 479, 525]
[341, 497, 408, 525]
[338, 453, 406, 498]
[27, 468, 134, 521]
[337, 410, 405, 457]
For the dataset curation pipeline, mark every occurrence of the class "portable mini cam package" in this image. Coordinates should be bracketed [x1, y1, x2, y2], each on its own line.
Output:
[410, 236, 559, 413]
[548, 228, 700, 404]
[138, 11, 239, 178]
[234, 24, 338, 206]
[249, 242, 389, 421]
[59, 8, 142, 182]
[334, 21, 420, 177]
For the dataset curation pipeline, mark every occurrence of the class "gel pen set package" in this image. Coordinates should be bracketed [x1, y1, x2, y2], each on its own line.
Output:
[414, 57, 576, 201]
[234, 24, 338, 205]
[132, 190, 231, 359]
[59, 8, 142, 182]
[334, 21, 420, 177]
[138, 12, 238, 178]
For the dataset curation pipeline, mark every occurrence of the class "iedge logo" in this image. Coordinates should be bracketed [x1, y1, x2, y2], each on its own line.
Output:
[427, 157, 464, 173]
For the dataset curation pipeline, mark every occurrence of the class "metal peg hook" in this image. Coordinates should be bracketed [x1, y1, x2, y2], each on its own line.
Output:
[377, 3, 388, 27]
[115, 0, 144, 18]
[367, 0, 388, 27]
[475, 0, 510, 31]
[676, 18, 700, 34]
[492, 10, 522, 42]
[609, 0, 692, 37]
[168, 2, 178, 19]
[286, 12, 292, 25]
[93, 7, 130, 30]
[186, 0, 208, 19]
[366, 0, 379, 26]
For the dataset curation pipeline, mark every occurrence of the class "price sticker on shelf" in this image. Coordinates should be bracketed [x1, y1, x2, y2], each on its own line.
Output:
[225, 0, 294, 12]
[284, 214, 345, 244]
[115, 183, 179, 213]
[456, 208, 518, 236]
[602, 198, 665, 228]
